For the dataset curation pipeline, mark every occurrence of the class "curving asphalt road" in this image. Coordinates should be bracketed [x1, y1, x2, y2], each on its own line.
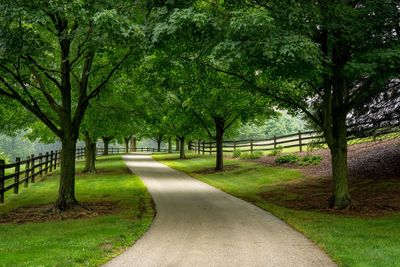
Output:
[105, 154, 336, 267]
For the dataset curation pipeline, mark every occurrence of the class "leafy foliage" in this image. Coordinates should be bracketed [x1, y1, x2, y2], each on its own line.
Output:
[240, 151, 263, 160]
[275, 154, 300, 164]
[300, 155, 323, 166]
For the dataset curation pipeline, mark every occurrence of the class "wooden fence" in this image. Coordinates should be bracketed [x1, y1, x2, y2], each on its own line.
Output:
[96, 147, 174, 155]
[190, 131, 323, 155]
[96, 131, 323, 156]
[0, 147, 85, 204]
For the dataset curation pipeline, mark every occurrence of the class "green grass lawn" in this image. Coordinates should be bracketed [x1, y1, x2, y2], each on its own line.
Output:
[153, 153, 400, 267]
[0, 155, 154, 267]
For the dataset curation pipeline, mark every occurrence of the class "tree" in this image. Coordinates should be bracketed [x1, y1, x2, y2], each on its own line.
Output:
[212, 0, 400, 208]
[182, 65, 273, 170]
[0, 1, 144, 210]
[149, 9, 275, 169]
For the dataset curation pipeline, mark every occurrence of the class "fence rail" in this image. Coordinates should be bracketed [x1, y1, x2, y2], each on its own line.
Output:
[190, 131, 324, 155]
[0, 148, 85, 204]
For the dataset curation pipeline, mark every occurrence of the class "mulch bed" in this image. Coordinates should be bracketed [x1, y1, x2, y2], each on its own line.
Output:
[258, 138, 400, 217]
[0, 201, 120, 224]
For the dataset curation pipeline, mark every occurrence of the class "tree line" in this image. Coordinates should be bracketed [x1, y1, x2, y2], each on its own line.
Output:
[0, 0, 398, 211]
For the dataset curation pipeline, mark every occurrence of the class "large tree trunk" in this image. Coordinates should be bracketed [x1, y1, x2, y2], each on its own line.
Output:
[55, 136, 78, 210]
[215, 121, 225, 171]
[324, 44, 351, 209]
[168, 137, 172, 153]
[175, 138, 180, 151]
[328, 107, 351, 209]
[83, 131, 96, 173]
[179, 137, 186, 159]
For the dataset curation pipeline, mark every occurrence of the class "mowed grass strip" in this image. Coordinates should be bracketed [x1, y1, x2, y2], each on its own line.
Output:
[153, 153, 400, 267]
[0, 155, 154, 267]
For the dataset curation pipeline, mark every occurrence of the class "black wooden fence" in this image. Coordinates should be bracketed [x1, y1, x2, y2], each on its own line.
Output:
[0, 147, 85, 204]
[96, 147, 173, 155]
[190, 131, 323, 155]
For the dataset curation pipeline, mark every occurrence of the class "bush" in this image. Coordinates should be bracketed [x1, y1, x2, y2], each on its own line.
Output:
[269, 146, 283, 156]
[300, 155, 323, 166]
[275, 154, 299, 164]
[240, 151, 263, 160]
[232, 149, 241, 158]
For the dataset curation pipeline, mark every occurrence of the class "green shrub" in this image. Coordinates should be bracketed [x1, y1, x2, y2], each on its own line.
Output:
[300, 155, 323, 166]
[269, 146, 283, 156]
[240, 151, 263, 160]
[232, 149, 241, 158]
[275, 154, 299, 164]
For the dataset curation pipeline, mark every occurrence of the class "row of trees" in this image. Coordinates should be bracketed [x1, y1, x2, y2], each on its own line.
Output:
[0, 0, 398, 210]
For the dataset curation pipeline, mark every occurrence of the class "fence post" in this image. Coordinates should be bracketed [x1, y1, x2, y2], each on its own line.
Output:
[50, 151, 54, 172]
[298, 131, 303, 152]
[14, 157, 21, 194]
[209, 142, 212, 155]
[24, 156, 30, 187]
[202, 141, 205, 155]
[54, 151, 58, 170]
[58, 151, 61, 167]
[31, 154, 35, 183]
[273, 136, 277, 149]
[38, 153, 43, 177]
[0, 159, 5, 203]
[45, 152, 49, 174]
[250, 139, 254, 155]
[234, 141, 237, 151]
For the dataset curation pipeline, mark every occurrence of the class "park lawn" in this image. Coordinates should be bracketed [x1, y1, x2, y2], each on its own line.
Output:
[0, 155, 154, 267]
[153, 153, 400, 267]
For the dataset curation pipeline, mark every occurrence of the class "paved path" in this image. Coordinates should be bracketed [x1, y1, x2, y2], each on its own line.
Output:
[105, 154, 335, 267]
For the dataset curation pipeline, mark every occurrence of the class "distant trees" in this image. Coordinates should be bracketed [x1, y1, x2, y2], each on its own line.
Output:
[235, 113, 309, 140]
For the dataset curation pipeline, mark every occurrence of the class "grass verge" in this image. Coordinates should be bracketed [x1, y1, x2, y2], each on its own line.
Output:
[0, 155, 154, 267]
[153, 153, 400, 267]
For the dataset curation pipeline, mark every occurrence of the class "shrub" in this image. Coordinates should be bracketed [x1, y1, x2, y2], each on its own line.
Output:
[275, 154, 299, 164]
[300, 155, 323, 166]
[232, 149, 241, 158]
[269, 146, 283, 156]
[240, 151, 263, 160]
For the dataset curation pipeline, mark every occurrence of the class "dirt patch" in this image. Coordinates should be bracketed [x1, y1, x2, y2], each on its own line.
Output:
[193, 164, 240, 174]
[0, 201, 120, 224]
[258, 138, 400, 217]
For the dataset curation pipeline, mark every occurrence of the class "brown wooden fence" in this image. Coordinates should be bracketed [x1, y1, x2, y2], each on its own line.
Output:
[0, 147, 85, 204]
